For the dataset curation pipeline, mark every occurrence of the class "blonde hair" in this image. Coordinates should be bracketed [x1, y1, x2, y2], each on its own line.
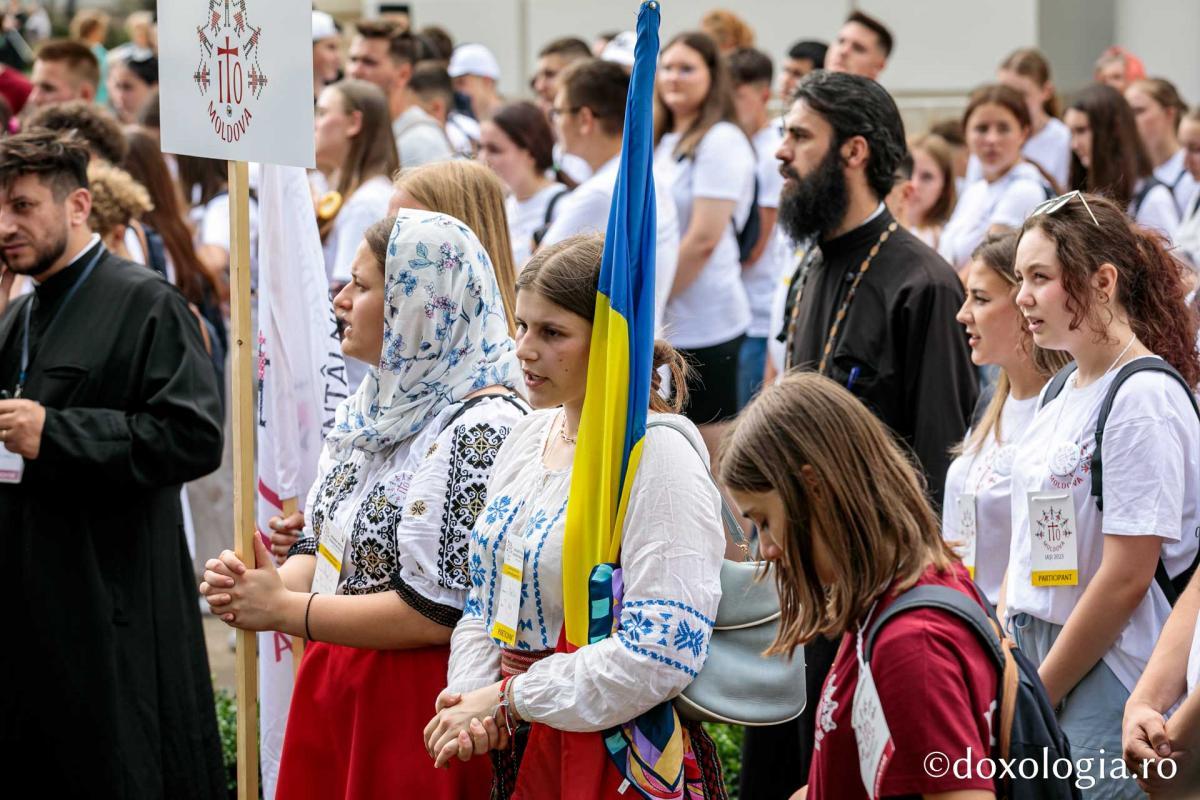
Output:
[394, 160, 518, 335]
[958, 232, 1070, 455]
[87, 160, 152, 238]
[720, 372, 954, 652]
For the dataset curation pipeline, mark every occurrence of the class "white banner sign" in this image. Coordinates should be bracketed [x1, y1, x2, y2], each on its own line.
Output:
[158, 0, 315, 168]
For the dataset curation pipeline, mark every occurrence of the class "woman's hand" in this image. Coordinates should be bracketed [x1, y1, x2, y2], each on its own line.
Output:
[199, 535, 291, 632]
[267, 511, 305, 564]
[423, 682, 510, 767]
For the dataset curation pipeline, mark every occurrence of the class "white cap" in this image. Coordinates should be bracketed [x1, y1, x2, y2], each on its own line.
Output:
[312, 11, 338, 43]
[448, 43, 501, 81]
[600, 31, 636, 68]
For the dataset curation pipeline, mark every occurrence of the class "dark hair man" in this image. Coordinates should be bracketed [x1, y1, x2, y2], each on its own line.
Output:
[825, 11, 893, 80]
[25, 100, 128, 164]
[780, 39, 827, 102]
[0, 131, 226, 795]
[532, 36, 592, 114]
[29, 39, 100, 109]
[742, 69, 976, 799]
[350, 19, 452, 166]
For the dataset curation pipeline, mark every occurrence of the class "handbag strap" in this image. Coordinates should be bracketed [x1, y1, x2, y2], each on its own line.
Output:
[645, 418, 748, 551]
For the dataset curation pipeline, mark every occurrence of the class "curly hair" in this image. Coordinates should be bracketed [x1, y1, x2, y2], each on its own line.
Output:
[1020, 193, 1200, 386]
[86, 160, 152, 238]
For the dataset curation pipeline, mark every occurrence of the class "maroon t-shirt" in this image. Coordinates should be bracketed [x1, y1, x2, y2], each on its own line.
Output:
[808, 563, 998, 799]
[0, 66, 31, 116]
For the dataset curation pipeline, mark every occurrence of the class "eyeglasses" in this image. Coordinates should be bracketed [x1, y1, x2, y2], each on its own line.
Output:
[548, 105, 581, 121]
[1030, 190, 1100, 226]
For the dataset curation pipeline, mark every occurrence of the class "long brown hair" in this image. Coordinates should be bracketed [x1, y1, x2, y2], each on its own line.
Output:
[516, 234, 688, 414]
[1067, 84, 1152, 208]
[909, 133, 957, 227]
[1020, 192, 1200, 386]
[720, 372, 954, 652]
[122, 126, 218, 305]
[1000, 48, 1060, 118]
[654, 31, 738, 160]
[394, 160, 518, 335]
[962, 83, 1031, 134]
[959, 232, 1069, 455]
[320, 80, 400, 239]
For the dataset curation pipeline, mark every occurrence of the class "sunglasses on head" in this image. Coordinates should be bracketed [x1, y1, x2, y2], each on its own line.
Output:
[1030, 190, 1100, 226]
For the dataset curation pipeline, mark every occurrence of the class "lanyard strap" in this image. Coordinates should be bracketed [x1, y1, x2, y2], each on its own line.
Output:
[16, 246, 105, 398]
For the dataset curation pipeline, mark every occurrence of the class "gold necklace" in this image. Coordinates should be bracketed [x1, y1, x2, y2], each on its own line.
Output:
[784, 221, 898, 374]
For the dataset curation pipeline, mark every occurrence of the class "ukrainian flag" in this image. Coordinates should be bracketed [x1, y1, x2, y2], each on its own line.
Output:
[557, 3, 702, 798]
[561, 0, 660, 651]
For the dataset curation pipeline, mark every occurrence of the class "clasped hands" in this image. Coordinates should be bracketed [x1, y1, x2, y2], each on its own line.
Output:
[423, 682, 513, 768]
[1123, 700, 1197, 796]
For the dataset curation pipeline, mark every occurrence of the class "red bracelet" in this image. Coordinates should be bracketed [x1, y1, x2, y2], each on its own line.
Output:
[497, 676, 515, 736]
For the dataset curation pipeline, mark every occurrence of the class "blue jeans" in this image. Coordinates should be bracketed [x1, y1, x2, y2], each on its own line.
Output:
[737, 336, 768, 410]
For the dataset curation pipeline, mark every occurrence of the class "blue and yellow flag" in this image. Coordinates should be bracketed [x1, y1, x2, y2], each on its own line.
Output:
[561, 0, 660, 652]
[556, 3, 704, 798]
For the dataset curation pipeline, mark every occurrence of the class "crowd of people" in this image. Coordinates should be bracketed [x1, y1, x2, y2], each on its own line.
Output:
[3, 3, 1200, 799]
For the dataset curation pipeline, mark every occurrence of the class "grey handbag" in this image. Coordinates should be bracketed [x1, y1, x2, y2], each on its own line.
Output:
[645, 419, 807, 726]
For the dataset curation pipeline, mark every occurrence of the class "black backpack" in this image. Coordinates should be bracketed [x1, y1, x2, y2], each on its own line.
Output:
[735, 175, 761, 263]
[1040, 357, 1200, 604]
[866, 585, 1082, 800]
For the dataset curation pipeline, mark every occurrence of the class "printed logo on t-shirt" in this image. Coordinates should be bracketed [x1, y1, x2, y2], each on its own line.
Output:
[1048, 442, 1092, 490]
[815, 669, 839, 751]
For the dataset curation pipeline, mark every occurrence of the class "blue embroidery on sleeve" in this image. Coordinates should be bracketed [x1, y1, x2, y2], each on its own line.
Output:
[613, 599, 715, 676]
[531, 499, 569, 649]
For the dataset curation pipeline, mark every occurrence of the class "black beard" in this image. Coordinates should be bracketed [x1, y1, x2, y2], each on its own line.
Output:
[0, 224, 69, 277]
[777, 144, 850, 242]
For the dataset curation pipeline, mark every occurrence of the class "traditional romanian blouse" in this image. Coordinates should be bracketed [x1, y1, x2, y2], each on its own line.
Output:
[447, 409, 725, 731]
[292, 395, 528, 625]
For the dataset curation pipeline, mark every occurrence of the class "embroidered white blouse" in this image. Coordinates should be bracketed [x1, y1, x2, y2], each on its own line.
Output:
[291, 396, 528, 624]
[447, 409, 725, 731]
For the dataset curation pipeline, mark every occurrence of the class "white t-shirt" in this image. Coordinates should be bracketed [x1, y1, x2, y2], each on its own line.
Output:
[964, 118, 1070, 190]
[1155, 148, 1200, 218]
[554, 143, 592, 186]
[742, 125, 786, 339]
[1006, 361, 1200, 691]
[393, 105, 454, 168]
[940, 161, 1049, 269]
[538, 155, 680, 334]
[446, 111, 481, 158]
[1023, 117, 1072, 190]
[765, 229, 801, 377]
[327, 176, 395, 284]
[506, 183, 568, 267]
[1176, 193, 1200, 270]
[1130, 177, 1180, 240]
[655, 121, 755, 349]
[1188, 613, 1200, 695]
[193, 192, 260, 286]
[942, 394, 1039, 604]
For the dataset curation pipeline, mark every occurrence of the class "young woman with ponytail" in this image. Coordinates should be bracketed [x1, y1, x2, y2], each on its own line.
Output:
[425, 233, 728, 799]
[1006, 192, 1200, 798]
[941, 232, 1069, 606]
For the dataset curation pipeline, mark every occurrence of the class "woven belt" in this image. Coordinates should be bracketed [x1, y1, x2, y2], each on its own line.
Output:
[500, 648, 555, 677]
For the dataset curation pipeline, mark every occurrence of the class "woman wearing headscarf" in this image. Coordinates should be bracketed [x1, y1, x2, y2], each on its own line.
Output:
[200, 209, 528, 799]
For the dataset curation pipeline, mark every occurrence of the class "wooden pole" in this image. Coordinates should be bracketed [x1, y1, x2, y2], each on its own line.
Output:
[281, 496, 306, 674]
[229, 160, 260, 800]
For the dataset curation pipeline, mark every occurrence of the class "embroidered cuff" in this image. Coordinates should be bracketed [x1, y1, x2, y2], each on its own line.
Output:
[289, 537, 318, 558]
[392, 573, 463, 628]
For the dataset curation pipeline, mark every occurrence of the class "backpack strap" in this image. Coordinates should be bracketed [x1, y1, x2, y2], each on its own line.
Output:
[1130, 176, 1165, 218]
[646, 417, 746, 550]
[1091, 356, 1200, 604]
[864, 584, 1021, 765]
[1039, 362, 1078, 409]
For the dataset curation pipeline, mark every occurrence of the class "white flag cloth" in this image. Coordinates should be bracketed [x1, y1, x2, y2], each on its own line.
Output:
[255, 163, 349, 798]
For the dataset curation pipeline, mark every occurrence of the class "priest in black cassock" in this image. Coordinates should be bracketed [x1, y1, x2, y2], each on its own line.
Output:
[741, 71, 978, 798]
[0, 131, 226, 797]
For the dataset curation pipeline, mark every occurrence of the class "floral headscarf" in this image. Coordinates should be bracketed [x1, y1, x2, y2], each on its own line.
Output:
[327, 208, 520, 457]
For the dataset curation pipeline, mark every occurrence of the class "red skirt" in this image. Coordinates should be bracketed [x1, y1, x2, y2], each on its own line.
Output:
[276, 641, 492, 800]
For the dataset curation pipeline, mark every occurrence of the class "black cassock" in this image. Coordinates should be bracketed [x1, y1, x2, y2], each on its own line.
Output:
[0, 242, 226, 798]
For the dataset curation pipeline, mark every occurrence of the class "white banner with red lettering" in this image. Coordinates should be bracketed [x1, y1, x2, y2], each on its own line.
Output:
[255, 164, 348, 797]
